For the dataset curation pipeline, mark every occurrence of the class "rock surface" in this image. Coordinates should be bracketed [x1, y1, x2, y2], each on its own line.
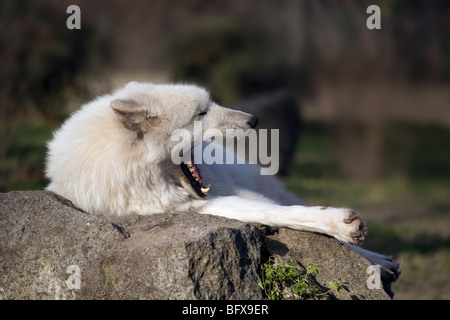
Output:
[0, 191, 390, 299]
[264, 227, 391, 299]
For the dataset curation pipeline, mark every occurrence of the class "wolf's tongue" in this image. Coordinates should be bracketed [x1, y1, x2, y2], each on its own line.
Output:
[190, 153, 203, 184]
[191, 165, 203, 184]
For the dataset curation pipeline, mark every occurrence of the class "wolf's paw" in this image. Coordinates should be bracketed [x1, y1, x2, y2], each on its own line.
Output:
[329, 208, 367, 245]
[345, 244, 401, 298]
[370, 255, 401, 298]
[344, 209, 367, 244]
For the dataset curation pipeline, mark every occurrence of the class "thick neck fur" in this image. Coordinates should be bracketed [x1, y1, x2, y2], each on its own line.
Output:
[45, 95, 193, 216]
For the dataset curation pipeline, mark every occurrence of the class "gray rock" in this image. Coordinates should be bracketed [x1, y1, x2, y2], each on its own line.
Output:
[0, 191, 266, 299]
[0, 191, 390, 300]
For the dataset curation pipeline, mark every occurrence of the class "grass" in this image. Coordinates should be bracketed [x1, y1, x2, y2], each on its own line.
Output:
[0, 118, 58, 192]
[258, 256, 342, 300]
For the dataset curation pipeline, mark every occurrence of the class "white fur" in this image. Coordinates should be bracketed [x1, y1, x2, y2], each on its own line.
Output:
[46, 81, 397, 276]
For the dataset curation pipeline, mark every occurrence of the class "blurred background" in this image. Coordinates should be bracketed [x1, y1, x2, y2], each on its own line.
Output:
[1, 0, 449, 299]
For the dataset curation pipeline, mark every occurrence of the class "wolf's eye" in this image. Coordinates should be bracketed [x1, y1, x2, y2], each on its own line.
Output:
[197, 112, 207, 118]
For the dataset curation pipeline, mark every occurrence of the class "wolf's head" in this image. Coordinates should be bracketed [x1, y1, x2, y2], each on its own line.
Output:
[46, 81, 258, 215]
[110, 82, 258, 197]
[109, 81, 258, 200]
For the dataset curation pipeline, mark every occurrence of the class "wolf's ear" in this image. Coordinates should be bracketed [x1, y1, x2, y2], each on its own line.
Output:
[111, 99, 158, 134]
[110, 98, 143, 115]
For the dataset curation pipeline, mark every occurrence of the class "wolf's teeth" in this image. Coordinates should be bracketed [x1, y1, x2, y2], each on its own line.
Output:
[186, 163, 193, 168]
[200, 186, 210, 194]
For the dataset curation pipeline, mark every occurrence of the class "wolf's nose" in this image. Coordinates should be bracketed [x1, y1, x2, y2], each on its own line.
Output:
[247, 115, 259, 129]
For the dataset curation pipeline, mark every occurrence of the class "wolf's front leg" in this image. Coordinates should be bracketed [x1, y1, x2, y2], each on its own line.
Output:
[196, 196, 367, 245]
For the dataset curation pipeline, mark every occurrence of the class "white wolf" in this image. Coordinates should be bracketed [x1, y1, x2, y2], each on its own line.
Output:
[45, 81, 398, 285]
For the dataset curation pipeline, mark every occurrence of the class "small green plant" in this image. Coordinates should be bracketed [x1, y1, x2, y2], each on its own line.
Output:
[258, 256, 342, 300]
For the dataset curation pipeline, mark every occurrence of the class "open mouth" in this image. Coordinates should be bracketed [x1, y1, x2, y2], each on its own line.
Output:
[180, 152, 210, 198]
